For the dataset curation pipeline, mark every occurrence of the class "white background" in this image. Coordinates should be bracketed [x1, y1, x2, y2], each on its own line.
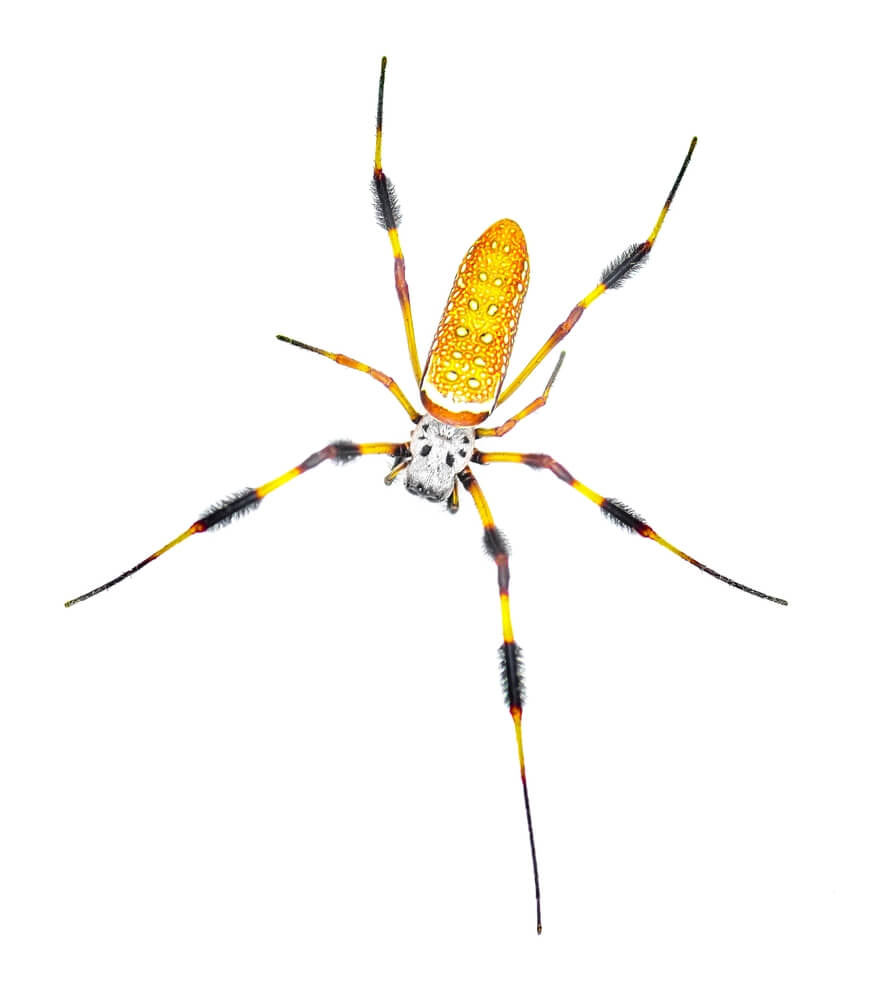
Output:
[2, 2, 875, 997]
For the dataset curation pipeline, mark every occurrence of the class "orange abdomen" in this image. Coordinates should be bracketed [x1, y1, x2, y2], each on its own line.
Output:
[420, 219, 530, 426]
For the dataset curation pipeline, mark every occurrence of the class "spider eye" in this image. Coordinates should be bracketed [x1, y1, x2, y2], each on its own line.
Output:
[420, 445, 432, 457]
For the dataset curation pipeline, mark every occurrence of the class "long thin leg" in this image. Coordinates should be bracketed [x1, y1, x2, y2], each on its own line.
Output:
[474, 450, 787, 605]
[476, 352, 566, 439]
[458, 466, 542, 934]
[65, 441, 408, 607]
[276, 335, 420, 420]
[371, 57, 421, 385]
[496, 138, 697, 407]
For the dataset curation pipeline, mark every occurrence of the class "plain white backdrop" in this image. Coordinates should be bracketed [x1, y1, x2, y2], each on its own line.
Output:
[2, 1, 875, 997]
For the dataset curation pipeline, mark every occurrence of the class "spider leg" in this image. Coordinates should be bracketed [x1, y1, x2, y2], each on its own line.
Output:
[476, 352, 566, 439]
[65, 441, 408, 607]
[496, 138, 697, 407]
[458, 466, 542, 934]
[276, 335, 420, 420]
[446, 479, 459, 514]
[384, 455, 410, 485]
[473, 450, 787, 605]
[371, 58, 421, 385]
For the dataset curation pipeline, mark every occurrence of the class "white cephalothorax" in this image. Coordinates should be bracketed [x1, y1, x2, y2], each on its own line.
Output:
[405, 416, 475, 502]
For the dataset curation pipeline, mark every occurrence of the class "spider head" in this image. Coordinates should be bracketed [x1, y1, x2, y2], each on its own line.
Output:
[405, 416, 475, 503]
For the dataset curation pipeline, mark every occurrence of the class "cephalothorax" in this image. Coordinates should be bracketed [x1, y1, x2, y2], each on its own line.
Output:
[65, 59, 787, 934]
[405, 416, 475, 503]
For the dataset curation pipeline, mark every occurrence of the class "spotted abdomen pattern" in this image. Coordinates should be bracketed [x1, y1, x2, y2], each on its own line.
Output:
[420, 219, 530, 426]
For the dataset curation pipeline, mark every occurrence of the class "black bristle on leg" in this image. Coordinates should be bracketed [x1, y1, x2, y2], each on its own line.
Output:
[330, 440, 363, 464]
[371, 173, 402, 230]
[600, 242, 650, 289]
[499, 642, 525, 709]
[198, 488, 262, 531]
[601, 497, 649, 535]
[482, 525, 510, 560]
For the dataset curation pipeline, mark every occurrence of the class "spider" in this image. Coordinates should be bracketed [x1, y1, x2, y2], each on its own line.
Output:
[65, 58, 787, 935]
